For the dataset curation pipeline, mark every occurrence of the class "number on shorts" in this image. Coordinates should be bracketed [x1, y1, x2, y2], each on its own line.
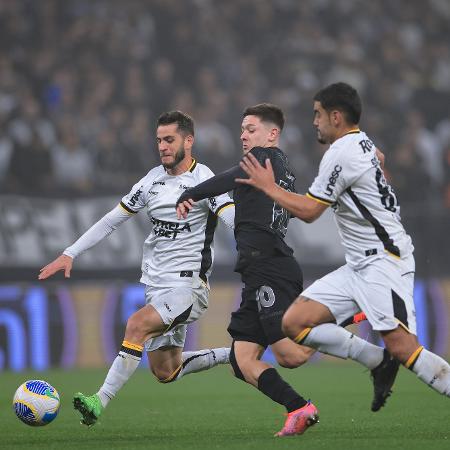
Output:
[256, 285, 275, 311]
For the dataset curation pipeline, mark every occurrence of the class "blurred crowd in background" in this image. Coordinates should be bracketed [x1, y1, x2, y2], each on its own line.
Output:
[1, 0, 450, 210]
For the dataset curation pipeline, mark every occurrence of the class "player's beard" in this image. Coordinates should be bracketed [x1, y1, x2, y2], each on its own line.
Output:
[162, 146, 186, 169]
[316, 129, 326, 144]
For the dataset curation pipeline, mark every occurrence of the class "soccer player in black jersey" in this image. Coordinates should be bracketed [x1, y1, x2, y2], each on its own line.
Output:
[177, 104, 323, 436]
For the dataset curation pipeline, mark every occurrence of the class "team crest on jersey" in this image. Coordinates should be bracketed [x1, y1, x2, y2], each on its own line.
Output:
[151, 217, 191, 240]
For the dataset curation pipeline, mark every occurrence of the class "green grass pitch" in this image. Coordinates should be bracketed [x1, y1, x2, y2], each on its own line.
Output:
[1, 362, 448, 450]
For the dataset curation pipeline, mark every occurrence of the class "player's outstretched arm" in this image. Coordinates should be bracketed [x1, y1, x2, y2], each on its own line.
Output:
[39, 254, 73, 280]
[236, 153, 328, 223]
[38, 205, 133, 280]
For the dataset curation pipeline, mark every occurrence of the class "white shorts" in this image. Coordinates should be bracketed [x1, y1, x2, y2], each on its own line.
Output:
[144, 276, 209, 352]
[302, 253, 416, 334]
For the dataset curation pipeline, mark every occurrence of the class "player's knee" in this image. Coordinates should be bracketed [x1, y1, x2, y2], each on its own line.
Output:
[276, 348, 311, 369]
[125, 313, 146, 341]
[150, 365, 178, 383]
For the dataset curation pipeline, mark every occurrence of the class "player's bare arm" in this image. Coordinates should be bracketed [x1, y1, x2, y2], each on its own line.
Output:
[236, 153, 328, 223]
[376, 148, 385, 170]
[39, 254, 73, 280]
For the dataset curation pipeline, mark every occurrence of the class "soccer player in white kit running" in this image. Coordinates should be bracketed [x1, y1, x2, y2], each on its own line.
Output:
[39, 111, 235, 426]
[237, 82, 450, 406]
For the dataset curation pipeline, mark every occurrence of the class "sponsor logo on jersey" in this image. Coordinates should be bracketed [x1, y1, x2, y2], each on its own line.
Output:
[179, 184, 191, 190]
[127, 188, 143, 207]
[152, 181, 165, 186]
[148, 190, 158, 196]
[358, 138, 374, 154]
[151, 217, 191, 240]
[325, 165, 342, 196]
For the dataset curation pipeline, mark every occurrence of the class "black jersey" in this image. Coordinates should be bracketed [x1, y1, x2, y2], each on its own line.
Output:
[176, 146, 297, 274]
[233, 147, 296, 262]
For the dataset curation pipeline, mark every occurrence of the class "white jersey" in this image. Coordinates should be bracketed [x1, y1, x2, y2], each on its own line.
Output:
[307, 130, 413, 269]
[120, 159, 234, 287]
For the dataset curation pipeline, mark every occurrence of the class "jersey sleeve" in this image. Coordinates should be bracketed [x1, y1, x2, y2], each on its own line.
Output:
[120, 177, 148, 214]
[307, 145, 351, 205]
[198, 165, 235, 217]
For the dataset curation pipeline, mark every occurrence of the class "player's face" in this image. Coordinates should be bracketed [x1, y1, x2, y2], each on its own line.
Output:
[156, 124, 190, 169]
[240, 115, 278, 154]
[313, 101, 335, 144]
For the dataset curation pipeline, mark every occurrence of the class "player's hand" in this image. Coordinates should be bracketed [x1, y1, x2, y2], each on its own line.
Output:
[235, 153, 276, 194]
[38, 254, 73, 280]
[176, 199, 195, 219]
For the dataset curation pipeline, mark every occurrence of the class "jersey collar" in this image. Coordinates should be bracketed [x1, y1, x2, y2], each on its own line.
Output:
[343, 128, 360, 137]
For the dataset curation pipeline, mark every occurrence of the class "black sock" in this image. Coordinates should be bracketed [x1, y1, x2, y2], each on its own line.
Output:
[257, 368, 307, 413]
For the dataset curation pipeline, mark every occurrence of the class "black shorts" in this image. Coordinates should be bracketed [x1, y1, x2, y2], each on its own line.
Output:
[227, 256, 303, 348]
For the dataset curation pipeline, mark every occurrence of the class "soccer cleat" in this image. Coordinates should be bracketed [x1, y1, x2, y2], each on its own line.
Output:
[370, 350, 400, 412]
[73, 392, 103, 426]
[275, 401, 319, 437]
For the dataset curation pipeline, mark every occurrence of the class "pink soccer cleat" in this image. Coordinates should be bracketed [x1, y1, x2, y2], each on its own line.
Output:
[275, 401, 319, 437]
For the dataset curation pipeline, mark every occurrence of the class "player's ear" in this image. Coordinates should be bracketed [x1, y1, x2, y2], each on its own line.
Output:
[185, 134, 194, 148]
[269, 127, 279, 142]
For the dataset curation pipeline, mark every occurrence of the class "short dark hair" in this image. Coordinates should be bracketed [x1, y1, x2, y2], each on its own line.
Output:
[243, 103, 285, 131]
[157, 110, 195, 136]
[313, 82, 362, 125]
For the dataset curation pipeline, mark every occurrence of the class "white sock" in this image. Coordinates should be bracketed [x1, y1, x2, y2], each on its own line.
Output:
[97, 341, 143, 408]
[176, 347, 230, 380]
[409, 348, 450, 396]
[301, 323, 384, 369]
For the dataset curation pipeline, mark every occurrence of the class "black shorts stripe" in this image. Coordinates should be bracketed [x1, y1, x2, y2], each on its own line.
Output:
[120, 201, 137, 214]
[216, 201, 234, 216]
[199, 210, 218, 282]
[346, 188, 400, 257]
[167, 304, 193, 332]
[392, 289, 408, 329]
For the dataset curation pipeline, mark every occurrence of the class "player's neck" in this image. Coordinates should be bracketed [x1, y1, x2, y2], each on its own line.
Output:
[331, 126, 360, 143]
[166, 156, 195, 176]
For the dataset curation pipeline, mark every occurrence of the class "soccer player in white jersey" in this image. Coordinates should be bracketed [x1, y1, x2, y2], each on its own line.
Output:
[237, 82, 450, 408]
[39, 111, 235, 426]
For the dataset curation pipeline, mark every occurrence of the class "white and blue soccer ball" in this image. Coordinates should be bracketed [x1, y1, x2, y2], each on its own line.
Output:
[12, 380, 60, 426]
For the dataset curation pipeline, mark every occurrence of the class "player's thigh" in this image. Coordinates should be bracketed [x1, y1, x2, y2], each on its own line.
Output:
[353, 254, 416, 334]
[126, 303, 166, 336]
[297, 264, 359, 326]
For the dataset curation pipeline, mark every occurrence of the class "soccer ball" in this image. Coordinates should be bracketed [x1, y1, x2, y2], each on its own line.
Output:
[12, 380, 60, 426]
